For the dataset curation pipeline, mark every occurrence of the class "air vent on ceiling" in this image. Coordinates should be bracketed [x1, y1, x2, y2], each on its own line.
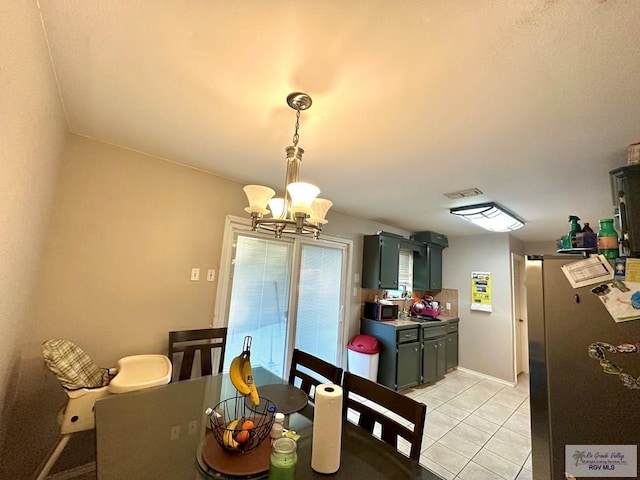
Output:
[444, 188, 483, 200]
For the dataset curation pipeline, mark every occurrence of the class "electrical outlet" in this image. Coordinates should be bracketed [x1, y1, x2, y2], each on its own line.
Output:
[206, 269, 216, 282]
[446, 302, 451, 310]
[354, 273, 360, 283]
[170, 425, 180, 440]
[191, 268, 200, 281]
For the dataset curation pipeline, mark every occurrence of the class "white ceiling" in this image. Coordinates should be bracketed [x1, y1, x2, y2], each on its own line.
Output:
[36, 0, 640, 243]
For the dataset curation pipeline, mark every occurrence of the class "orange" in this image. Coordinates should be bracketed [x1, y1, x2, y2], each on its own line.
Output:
[241, 420, 255, 430]
[235, 429, 250, 444]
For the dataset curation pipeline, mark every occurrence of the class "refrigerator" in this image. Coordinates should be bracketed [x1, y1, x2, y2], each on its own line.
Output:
[526, 255, 639, 479]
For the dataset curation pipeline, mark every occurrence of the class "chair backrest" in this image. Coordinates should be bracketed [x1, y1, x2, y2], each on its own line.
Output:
[342, 371, 426, 461]
[288, 348, 343, 399]
[168, 328, 228, 381]
[42, 339, 111, 390]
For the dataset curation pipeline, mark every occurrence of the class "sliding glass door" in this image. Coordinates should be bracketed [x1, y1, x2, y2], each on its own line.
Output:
[224, 235, 292, 374]
[220, 224, 348, 379]
[293, 243, 344, 364]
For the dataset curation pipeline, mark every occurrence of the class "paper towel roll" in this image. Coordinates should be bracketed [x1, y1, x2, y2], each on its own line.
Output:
[311, 383, 343, 473]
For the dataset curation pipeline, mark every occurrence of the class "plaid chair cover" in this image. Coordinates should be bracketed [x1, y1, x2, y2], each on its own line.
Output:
[42, 339, 111, 390]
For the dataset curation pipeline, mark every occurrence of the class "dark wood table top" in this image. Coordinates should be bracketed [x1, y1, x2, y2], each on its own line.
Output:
[95, 368, 443, 480]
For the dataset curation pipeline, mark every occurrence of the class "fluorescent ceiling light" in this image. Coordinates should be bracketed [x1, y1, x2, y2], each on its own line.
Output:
[450, 202, 525, 232]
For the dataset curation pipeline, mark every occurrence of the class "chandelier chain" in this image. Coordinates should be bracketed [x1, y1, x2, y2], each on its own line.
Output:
[292, 109, 301, 147]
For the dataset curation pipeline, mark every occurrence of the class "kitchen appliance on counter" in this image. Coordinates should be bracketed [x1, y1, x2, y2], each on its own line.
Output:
[363, 301, 399, 321]
[409, 296, 440, 319]
[526, 255, 639, 478]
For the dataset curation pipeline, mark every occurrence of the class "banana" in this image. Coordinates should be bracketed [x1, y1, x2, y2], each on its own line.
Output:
[223, 418, 240, 451]
[242, 354, 260, 406]
[229, 354, 251, 395]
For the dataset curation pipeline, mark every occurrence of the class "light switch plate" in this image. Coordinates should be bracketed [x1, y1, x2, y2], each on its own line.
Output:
[191, 268, 200, 281]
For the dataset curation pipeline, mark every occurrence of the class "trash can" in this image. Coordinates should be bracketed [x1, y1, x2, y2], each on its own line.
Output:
[347, 334, 380, 381]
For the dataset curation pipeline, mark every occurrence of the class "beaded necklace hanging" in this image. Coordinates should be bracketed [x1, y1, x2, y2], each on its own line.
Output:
[588, 342, 640, 389]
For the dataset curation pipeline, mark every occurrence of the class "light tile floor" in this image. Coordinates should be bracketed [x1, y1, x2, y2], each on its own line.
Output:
[404, 370, 531, 480]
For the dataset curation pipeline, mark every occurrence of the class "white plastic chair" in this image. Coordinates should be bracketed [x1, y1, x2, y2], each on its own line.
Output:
[36, 339, 172, 480]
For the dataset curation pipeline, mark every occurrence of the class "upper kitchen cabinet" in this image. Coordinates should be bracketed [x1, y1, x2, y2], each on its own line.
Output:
[610, 163, 640, 257]
[362, 232, 424, 289]
[362, 233, 402, 289]
[411, 231, 448, 291]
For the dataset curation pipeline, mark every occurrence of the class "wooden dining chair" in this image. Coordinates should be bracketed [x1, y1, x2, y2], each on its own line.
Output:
[288, 348, 343, 400]
[342, 371, 426, 461]
[168, 327, 228, 381]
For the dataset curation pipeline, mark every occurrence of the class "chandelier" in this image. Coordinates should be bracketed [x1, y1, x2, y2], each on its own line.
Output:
[243, 92, 332, 239]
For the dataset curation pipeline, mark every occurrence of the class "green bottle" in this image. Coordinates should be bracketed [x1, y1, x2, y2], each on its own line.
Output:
[567, 215, 582, 248]
[597, 218, 618, 259]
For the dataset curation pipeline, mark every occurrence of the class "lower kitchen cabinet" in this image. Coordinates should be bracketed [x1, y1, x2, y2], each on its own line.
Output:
[445, 320, 459, 371]
[422, 320, 459, 384]
[422, 325, 447, 384]
[360, 316, 459, 391]
[397, 341, 422, 390]
[360, 318, 421, 390]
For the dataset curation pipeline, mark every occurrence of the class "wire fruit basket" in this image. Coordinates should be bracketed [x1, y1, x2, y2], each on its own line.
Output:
[208, 394, 276, 453]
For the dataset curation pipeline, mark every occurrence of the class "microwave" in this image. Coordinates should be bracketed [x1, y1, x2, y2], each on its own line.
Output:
[364, 302, 399, 321]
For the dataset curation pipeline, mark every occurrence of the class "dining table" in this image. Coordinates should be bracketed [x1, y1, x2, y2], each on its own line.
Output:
[94, 367, 444, 480]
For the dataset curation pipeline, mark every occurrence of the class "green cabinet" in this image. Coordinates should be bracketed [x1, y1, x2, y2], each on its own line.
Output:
[411, 231, 447, 291]
[413, 244, 444, 291]
[422, 325, 447, 384]
[445, 321, 459, 371]
[362, 234, 401, 289]
[360, 318, 421, 390]
[397, 341, 422, 390]
[610, 163, 640, 256]
[421, 320, 458, 384]
[362, 232, 441, 291]
[361, 317, 459, 390]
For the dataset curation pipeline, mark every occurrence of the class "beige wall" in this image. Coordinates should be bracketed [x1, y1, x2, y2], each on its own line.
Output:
[0, 0, 67, 457]
[31, 135, 251, 364]
[525, 240, 559, 256]
[443, 234, 519, 383]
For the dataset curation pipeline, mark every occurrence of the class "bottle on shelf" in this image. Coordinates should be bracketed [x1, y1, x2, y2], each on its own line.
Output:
[575, 222, 597, 249]
[597, 218, 619, 259]
[567, 215, 582, 248]
[270, 412, 285, 445]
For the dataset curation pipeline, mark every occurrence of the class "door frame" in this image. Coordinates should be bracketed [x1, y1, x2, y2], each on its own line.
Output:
[511, 253, 529, 379]
[214, 215, 352, 369]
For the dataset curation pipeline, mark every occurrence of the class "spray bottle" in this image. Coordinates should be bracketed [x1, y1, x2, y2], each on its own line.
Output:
[567, 215, 582, 249]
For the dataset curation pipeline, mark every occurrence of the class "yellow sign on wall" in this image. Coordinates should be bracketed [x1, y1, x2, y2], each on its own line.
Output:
[471, 272, 492, 312]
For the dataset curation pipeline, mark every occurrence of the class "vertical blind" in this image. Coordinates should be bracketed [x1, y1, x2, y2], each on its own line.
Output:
[398, 249, 413, 293]
[294, 244, 343, 364]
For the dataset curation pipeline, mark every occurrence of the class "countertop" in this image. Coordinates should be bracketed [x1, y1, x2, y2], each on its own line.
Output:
[368, 315, 459, 328]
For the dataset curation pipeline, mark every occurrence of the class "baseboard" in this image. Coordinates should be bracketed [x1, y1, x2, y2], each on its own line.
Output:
[455, 366, 517, 387]
[46, 462, 95, 480]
